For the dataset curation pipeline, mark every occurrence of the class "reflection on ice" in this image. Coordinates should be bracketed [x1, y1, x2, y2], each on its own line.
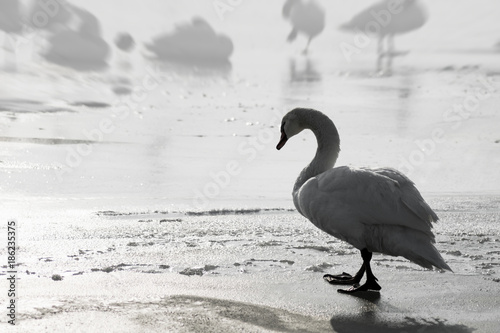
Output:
[330, 313, 473, 333]
[288, 57, 321, 82]
[147, 58, 232, 78]
[282, 56, 323, 107]
[394, 71, 415, 133]
[110, 32, 136, 95]
[282, 0, 325, 54]
[114, 32, 135, 71]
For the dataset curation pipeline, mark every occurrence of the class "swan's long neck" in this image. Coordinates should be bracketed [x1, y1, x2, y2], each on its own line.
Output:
[293, 111, 340, 193]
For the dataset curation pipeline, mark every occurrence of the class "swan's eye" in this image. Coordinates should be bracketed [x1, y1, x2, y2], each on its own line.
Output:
[280, 122, 286, 134]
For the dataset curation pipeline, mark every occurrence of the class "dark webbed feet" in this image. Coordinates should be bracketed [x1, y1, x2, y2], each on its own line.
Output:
[323, 272, 359, 285]
[337, 278, 381, 294]
[324, 248, 381, 294]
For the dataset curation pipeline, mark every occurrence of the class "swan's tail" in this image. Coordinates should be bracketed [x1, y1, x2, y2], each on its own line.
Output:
[367, 225, 452, 272]
[404, 241, 452, 272]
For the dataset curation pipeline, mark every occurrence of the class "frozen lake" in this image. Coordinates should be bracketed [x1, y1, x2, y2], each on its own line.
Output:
[1, 0, 500, 331]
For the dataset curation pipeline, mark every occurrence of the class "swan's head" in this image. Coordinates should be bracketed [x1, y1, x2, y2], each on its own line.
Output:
[276, 109, 306, 150]
[277, 108, 340, 151]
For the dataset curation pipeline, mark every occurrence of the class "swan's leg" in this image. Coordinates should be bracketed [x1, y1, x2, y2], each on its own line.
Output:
[287, 28, 298, 42]
[361, 249, 381, 290]
[376, 35, 384, 72]
[323, 251, 366, 285]
[302, 37, 312, 55]
[337, 249, 382, 293]
[386, 34, 394, 75]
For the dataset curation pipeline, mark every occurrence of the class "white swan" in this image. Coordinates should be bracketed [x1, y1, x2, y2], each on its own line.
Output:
[340, 0, 427, 72]
[276, 108, 451, 293]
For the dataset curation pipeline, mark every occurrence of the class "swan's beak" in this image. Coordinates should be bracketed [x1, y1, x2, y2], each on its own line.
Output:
[276, 132, 288, 150]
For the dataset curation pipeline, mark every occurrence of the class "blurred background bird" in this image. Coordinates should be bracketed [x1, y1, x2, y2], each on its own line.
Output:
[0, 0, 23, 71]
[340, 0, 428, 73]
[282, 0, 325, 54]
[145, 17, 233, 66]
[42, 4, 110, 71]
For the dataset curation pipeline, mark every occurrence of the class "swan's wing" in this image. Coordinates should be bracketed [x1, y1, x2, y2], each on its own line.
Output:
[369, 167, 438, 224]
[340, 0, 387, 30]
[298, 166, 437, 240]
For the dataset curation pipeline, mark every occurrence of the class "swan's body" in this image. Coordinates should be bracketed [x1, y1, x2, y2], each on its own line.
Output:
[340, 0, 427, 36]
[145, 17, 233, 65]
[43, 5, 110, 71]
[283, 0, 325, 54]
[277, 108, 451, 293]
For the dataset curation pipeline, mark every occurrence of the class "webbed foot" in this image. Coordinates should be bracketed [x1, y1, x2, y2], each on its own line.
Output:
[323, 272, 358, 285]
[337, 279, 381, 294]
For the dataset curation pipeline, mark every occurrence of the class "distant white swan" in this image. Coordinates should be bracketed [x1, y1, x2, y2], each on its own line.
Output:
[276, 108, 451, 293]
[283, 0, 325, 54]
[340, 0, 427, 72]
[42, 4, 110, 71]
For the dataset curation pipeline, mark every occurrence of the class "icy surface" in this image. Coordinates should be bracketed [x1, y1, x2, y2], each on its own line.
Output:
[1, 0, 500, 331]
